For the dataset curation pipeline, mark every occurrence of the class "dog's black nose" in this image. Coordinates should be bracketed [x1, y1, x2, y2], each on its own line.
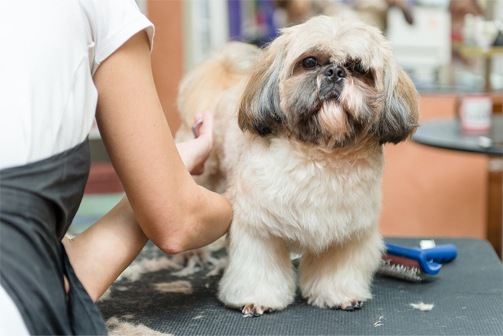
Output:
[324, 66, 346, 81]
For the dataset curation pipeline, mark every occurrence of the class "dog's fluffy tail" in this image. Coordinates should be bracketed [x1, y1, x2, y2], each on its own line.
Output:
[176, 42, 261, 141]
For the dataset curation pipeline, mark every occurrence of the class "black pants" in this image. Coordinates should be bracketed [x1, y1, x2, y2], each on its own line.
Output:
[0, 139, 107, 335]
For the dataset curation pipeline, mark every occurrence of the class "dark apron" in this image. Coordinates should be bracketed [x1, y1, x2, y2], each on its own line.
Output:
[0, 139, 107, 335]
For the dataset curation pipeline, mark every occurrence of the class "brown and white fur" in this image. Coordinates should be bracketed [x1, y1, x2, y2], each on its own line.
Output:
[175, 15, 419, 316]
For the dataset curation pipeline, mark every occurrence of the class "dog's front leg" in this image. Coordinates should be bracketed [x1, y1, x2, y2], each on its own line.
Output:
[299, 228, 383, 311]
[218, 223, 296, 317]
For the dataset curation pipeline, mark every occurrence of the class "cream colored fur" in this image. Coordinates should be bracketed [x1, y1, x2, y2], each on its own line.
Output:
[217, 114, 385, 310]
[175, 42, 262, 192]
[176, 16, 419, 314]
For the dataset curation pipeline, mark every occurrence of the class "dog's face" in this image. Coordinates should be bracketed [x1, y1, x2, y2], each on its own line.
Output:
[238, 16, 419, 147]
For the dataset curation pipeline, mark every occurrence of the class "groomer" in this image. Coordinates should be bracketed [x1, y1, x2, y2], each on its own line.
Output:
[0, 1, 232, 335]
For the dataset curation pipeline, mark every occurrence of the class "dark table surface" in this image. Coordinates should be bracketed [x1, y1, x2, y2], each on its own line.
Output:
[412, 116, 503, 155]
[98, 238, 503, 336]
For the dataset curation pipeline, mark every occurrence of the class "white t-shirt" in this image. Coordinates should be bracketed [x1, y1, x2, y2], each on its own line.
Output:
[0, 0, 154, 170]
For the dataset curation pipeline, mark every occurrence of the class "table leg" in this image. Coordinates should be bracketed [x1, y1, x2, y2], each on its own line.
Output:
[487, 156, 502, 259]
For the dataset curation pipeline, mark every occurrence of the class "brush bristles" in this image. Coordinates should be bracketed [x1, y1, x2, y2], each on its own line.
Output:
[377, 260, 424, 282]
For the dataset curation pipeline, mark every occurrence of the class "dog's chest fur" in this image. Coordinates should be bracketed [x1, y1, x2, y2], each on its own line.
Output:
[224, 125, 385, 253]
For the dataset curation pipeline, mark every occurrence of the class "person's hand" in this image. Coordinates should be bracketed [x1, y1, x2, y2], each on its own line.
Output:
[176, 111, 213, 175]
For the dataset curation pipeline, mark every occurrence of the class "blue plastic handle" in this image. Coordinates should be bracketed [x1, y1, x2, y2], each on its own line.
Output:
[418, 244, 458, 263]
[385, 243, 458, 275]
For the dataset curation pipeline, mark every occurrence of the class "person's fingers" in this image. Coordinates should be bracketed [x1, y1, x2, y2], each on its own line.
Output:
[198, 111, 213, 135]
[179, 111, 214, 174]
[192, 112, 203, 138]
[197, 111, 213, 148]
[192, 112, 211, 139]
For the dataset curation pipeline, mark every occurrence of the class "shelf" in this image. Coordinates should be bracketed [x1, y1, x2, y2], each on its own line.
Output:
[456, 45, 503, 57]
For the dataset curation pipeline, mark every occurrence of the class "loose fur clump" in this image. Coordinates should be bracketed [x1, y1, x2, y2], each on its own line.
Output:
[176, 15, 419, 316]
[118, 257, 182, 282]
[117, 248, 225, 282]
[106, 317, 171, 336]
[171, 246, 226, 277]
[154, 281, 193, 294]
[409, 302, 435, 311]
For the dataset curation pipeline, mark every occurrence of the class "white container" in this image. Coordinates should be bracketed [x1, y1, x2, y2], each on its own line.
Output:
[459, 94, 493, 134]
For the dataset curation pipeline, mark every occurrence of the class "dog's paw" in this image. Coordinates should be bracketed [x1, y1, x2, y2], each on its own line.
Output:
[241, 304, 273, 317]
[334, 300, 363, 311]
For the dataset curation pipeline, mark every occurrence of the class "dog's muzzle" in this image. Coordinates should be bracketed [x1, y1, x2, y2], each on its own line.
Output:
[318, 67, 346, 102]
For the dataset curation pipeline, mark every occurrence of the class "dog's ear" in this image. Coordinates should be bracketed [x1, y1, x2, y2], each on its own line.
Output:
[238, 44, 285, 136]
[373, 65, 420, 145]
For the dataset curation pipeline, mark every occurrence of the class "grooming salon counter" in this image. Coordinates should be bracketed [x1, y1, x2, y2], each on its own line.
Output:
[97, 238, 503, 335]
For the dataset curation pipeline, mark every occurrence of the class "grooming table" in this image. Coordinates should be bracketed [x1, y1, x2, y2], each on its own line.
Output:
[97, 238, 503, 335]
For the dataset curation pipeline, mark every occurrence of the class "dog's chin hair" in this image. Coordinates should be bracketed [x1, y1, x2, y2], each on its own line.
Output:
[318, 101, 350, 145]
[315, 78, 384, 148]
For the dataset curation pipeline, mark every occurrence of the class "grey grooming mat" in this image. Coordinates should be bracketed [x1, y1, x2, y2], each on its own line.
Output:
[97, 238, 503, 335]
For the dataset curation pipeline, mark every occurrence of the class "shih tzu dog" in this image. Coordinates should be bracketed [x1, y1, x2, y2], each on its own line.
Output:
[175, 15, 419, 316]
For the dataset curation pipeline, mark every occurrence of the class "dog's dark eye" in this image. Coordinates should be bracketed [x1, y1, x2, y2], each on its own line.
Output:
[353, 62, 366, 74]
[302, 57, 318, 70]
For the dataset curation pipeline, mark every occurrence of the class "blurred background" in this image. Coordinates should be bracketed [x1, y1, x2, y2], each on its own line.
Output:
[83, 0, 503, 257]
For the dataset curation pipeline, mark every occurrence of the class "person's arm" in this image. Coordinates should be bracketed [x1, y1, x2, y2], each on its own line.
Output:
[62, 113, 217, 301]
[63, 196, 147, 301]
[63, 30, 232, 301]
[93, 30, 232, 254]
[63, 111, 220, 302]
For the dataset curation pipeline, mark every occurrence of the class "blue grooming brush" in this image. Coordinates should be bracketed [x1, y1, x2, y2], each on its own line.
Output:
[378, 242, 458, 282]
[384, 242, 458, 275]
